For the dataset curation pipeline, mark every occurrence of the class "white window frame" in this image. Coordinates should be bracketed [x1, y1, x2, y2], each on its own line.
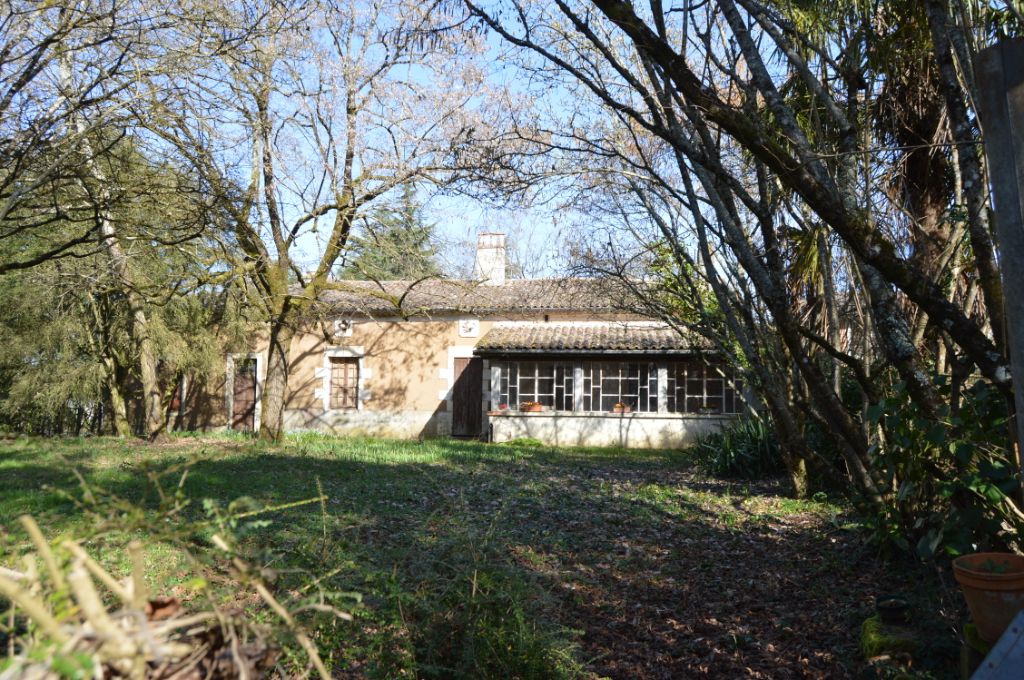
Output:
[579, 360, 659, 413]
[321, 346, 366, 411]
[665, 360, 745, 415]
[494, 360, 575, 411]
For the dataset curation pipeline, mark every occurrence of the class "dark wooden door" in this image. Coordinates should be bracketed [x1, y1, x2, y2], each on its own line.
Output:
[232, 358, 257, 431]
[452, 357, 483, 437]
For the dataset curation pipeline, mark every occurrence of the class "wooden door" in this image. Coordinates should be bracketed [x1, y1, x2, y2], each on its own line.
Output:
[452, 357, 483, 437]
[232, 358, 257, 431]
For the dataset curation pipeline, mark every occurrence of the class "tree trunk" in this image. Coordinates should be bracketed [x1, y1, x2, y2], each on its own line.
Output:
[697, 162, 883, 500]
[133, 310, 165, 441]
[90, 402, 103, 435]
[62, 56, 166, 442]
[817, 230, 842, 395]
[857, 259, 942, 418]
[760, 376, 812, 498]
[91, 209, 165, 441]
[680, 167, 814, 498]
[86, 297, 132, 438]
[925, 0, 1006, 348]
[107, 379, 131, 438]
[259, 321, 295, 442]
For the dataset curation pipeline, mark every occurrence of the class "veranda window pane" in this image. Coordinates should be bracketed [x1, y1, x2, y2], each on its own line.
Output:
[496, 360, 577, 411]
[668, 360, 744, 414]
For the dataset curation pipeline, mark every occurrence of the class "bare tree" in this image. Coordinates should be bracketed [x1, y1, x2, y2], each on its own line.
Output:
[151, 0, 502, 440]
[456, 0, 1019, 530]
[462, 1, 1005, 392]
[0, 2, 163, 273]
[0, 2, 225, 438]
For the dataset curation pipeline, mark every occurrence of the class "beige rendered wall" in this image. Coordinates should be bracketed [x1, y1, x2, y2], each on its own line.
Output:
[180, 341, 268, 431]
[198, 311, 657, 440]
[282, 316, 505, 438]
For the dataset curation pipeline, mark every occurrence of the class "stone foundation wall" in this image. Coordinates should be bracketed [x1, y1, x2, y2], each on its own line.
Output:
[488, 412, 733, 449]
[282, 408, 453, 439]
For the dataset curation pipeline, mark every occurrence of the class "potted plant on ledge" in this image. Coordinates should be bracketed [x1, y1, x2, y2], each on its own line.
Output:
[611, 402, 632, 414]
[953, 552, 1024, 643]
[519, 401, 543, 413]
[488, 403, 510, 416]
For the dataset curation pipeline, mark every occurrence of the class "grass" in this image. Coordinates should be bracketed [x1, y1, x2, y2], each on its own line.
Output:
[0, 433, 957, 678]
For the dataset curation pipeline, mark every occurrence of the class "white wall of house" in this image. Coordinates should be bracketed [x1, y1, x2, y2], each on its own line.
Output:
[489, 412, 734, 449]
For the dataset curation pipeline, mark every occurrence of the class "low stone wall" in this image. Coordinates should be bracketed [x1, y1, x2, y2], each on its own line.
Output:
[283, 408, 452, 439]
[488, 411, 733, 449]
[280, 407, 733, 449]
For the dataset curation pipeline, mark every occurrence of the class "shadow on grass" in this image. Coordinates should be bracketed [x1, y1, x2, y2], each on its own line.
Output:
[0, 437, 957, 679]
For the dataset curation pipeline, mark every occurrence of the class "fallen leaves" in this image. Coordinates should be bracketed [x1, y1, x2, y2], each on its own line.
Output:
[478, 465, 952, 679]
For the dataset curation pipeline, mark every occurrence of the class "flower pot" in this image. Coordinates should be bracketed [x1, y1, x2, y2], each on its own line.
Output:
[611, 405, 631, 414]
[520, 403, 543, 413]
[953, 552, 1024, 644]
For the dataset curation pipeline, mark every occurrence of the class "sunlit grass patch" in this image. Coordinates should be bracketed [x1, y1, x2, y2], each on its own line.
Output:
[0, 432, 934, 678]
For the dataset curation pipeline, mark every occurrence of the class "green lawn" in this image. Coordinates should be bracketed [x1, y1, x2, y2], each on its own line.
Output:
[0, 433, 957, 678]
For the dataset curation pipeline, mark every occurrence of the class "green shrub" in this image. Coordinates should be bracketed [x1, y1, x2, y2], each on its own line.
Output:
[690, 418, 782, 479]
[865, 378, 1022, 558]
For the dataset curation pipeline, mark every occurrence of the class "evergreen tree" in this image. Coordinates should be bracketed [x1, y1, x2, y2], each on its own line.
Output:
[340, 186, 441, 281]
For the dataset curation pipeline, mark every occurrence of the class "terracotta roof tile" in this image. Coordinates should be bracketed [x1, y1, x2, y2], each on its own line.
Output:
[316, 278, 618, 315]
[475, 323, 706, 354]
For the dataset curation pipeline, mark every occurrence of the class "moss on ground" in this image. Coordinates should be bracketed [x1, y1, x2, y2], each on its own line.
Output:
[860, 614, 922, 658]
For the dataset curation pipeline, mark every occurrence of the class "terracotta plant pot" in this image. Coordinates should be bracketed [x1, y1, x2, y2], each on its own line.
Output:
[519, 403, 543, 413]
[952, 552, 1024, 643]
[611, 404, 632, 414]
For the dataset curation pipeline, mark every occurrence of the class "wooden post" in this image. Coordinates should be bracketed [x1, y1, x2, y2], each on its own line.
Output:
[974, 38, 1024, 488]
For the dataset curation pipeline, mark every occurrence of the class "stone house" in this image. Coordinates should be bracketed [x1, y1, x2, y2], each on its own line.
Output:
[193, 234, 745, 448]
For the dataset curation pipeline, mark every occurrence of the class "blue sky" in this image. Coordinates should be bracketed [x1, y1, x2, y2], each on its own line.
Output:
[285, 8, 575, 281]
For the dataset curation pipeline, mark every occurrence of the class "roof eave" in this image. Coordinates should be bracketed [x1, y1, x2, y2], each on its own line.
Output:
[473, 348, 706, 356]
[324, 306, 620, 317]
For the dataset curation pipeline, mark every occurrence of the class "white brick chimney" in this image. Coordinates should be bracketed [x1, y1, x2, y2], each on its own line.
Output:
[473, 232, 506, 285]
